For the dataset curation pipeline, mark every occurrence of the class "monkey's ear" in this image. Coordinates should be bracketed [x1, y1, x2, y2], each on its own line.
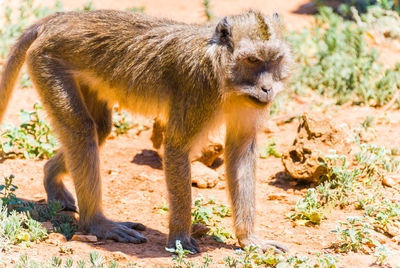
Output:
[272, 12, 283, 28]
[273, 12, 281, 23]
[212, 17, 233, 49]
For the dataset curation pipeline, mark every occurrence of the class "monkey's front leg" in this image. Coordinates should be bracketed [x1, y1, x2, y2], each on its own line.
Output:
[225, 127, 288, 254]
[164, 144, 200, 253]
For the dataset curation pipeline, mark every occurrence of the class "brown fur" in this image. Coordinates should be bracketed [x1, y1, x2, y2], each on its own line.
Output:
[0, 9, 292, 252]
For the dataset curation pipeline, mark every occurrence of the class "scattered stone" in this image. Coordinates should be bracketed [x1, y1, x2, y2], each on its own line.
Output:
[266, 192, 288, 201]
[191, 223, 210, 238]
[393, 235, 400, 244]
[194, 143, 224, 167]
[382, 175, 400, 187]
[191, 162, 221, 188]
[41, 221, 54, 232]
[46, 233, 67, 244]
[71, 234, 98, 242]
[281, 112, 352, 182]
[109, 251, 128, 261]
[387, 222, 400, 237]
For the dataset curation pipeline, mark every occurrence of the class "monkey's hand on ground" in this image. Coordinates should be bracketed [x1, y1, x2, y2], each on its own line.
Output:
[86, 214, 147, 243]
[239, 234, 288, 254]
[167, 235, 200, 253]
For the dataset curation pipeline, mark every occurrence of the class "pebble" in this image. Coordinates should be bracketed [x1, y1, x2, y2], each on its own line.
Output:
[71, 234, 98, 242]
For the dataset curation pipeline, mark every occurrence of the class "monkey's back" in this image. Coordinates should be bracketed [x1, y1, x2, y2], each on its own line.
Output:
[27, 10, 220, 119]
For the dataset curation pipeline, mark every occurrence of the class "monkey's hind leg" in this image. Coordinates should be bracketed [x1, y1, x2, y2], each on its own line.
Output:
[43, 85, 118, 213]
[28, 58, 146, 243]
[44, 151, 77, 211]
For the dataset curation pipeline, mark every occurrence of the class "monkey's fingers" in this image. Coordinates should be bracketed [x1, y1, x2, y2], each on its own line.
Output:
[120, 221, 146, 231]
[167, 236, 200, 254]
[105, 224, 147, 244]
[260, 239, 289, 254]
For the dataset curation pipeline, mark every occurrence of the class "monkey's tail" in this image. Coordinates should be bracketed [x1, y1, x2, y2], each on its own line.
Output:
[0, 15, 52, 123]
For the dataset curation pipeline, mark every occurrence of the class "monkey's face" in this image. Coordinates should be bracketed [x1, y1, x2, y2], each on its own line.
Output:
[227, 38, 291, 108]
[213, 10, 293, 109]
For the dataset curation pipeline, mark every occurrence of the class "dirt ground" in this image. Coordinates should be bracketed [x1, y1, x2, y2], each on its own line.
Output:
[1, 0, 400, 267]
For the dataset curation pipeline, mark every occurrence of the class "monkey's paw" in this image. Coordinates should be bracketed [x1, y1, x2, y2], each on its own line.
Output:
[88, 216, 147, 244]
[167, 236, 200, 254]
[48, 188, 77, 212]
[239, 235, 288, 254]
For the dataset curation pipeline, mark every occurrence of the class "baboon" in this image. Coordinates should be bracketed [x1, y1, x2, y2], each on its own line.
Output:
[0, 9, 293, 253]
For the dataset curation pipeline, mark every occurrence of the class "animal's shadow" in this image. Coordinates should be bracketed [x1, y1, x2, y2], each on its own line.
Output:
[131, 149, 163, 170]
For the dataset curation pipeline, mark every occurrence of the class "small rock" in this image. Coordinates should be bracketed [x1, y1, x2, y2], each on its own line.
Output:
[41, 221, 54, 232]
[71, 234, 98, 242]
[46, 233, 67, 244]
[266, 192, 288, 201]
[382, 175, 400, 187]
[194, 143, 224, 167]
[191, 223, 210, 238]
[282, 112, 352, 182]
[110, 251, 128, 261]
[191, 162, 221, 188]
[387, 222, 400, 237]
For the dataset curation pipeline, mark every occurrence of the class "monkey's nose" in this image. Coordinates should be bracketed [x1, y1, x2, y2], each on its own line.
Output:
[261, 87, 272, 94]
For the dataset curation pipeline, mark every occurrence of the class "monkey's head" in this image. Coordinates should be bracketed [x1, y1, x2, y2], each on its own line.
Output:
[211, 10, 293, 109]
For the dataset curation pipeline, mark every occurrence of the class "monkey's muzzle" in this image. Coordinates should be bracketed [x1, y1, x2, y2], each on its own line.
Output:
[246, 87, 272, 107]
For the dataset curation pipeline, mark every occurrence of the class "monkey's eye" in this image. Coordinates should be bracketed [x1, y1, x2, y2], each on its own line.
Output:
[246, 56, 261, 64]
[270, 56, 283, 66]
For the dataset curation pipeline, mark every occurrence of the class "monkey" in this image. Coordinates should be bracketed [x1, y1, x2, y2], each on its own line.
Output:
[0, 9, 293, 253]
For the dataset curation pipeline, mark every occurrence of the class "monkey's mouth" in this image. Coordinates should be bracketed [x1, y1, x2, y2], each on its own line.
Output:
[247, 94, 270, 107]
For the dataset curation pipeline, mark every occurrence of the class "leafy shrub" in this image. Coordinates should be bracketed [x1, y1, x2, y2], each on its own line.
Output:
[0, 200, 48, 251]
[0, 102, 58, 159]
[289, 7, 400, 106]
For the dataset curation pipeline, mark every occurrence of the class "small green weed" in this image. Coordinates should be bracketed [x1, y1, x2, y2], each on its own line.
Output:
[0, 174, 24, 209]
[331, 216, 378, 253]
[14, 251, 125, 268]
[260, 138, 281, 158]
[166, 240, 203, 267]
[192, 194, 233, 242]
[126, 6, 145, 13]
[0, 102, 58, 159]
[203, 0, 213, 21]
[112, 110, 137, 135]
[0, 199, 47, 251]
[290, 188, 325, 225]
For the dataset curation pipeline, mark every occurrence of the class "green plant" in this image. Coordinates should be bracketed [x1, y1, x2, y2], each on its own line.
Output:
[203, 0, 213, 21]
[331, 216, 378, 253]
[260, 138, 281, 158]
[355, 144, 399, 180]
[166, 240, 201, 267]
[14, 251, 123, 268]
[0, 200, 47, 251]
[126, 6, 145, 13]
[360, 115, 374, 129]
[191, 194, 233, 242]
[374, 244, 391, 265]
[290, 188, 325, 225]
[1, 102, 58, 159]
[288, 7, 400, 106]
[26, 200, 77, 239]
[0, 174, 24, 209]
[112, 110, 137, 135]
